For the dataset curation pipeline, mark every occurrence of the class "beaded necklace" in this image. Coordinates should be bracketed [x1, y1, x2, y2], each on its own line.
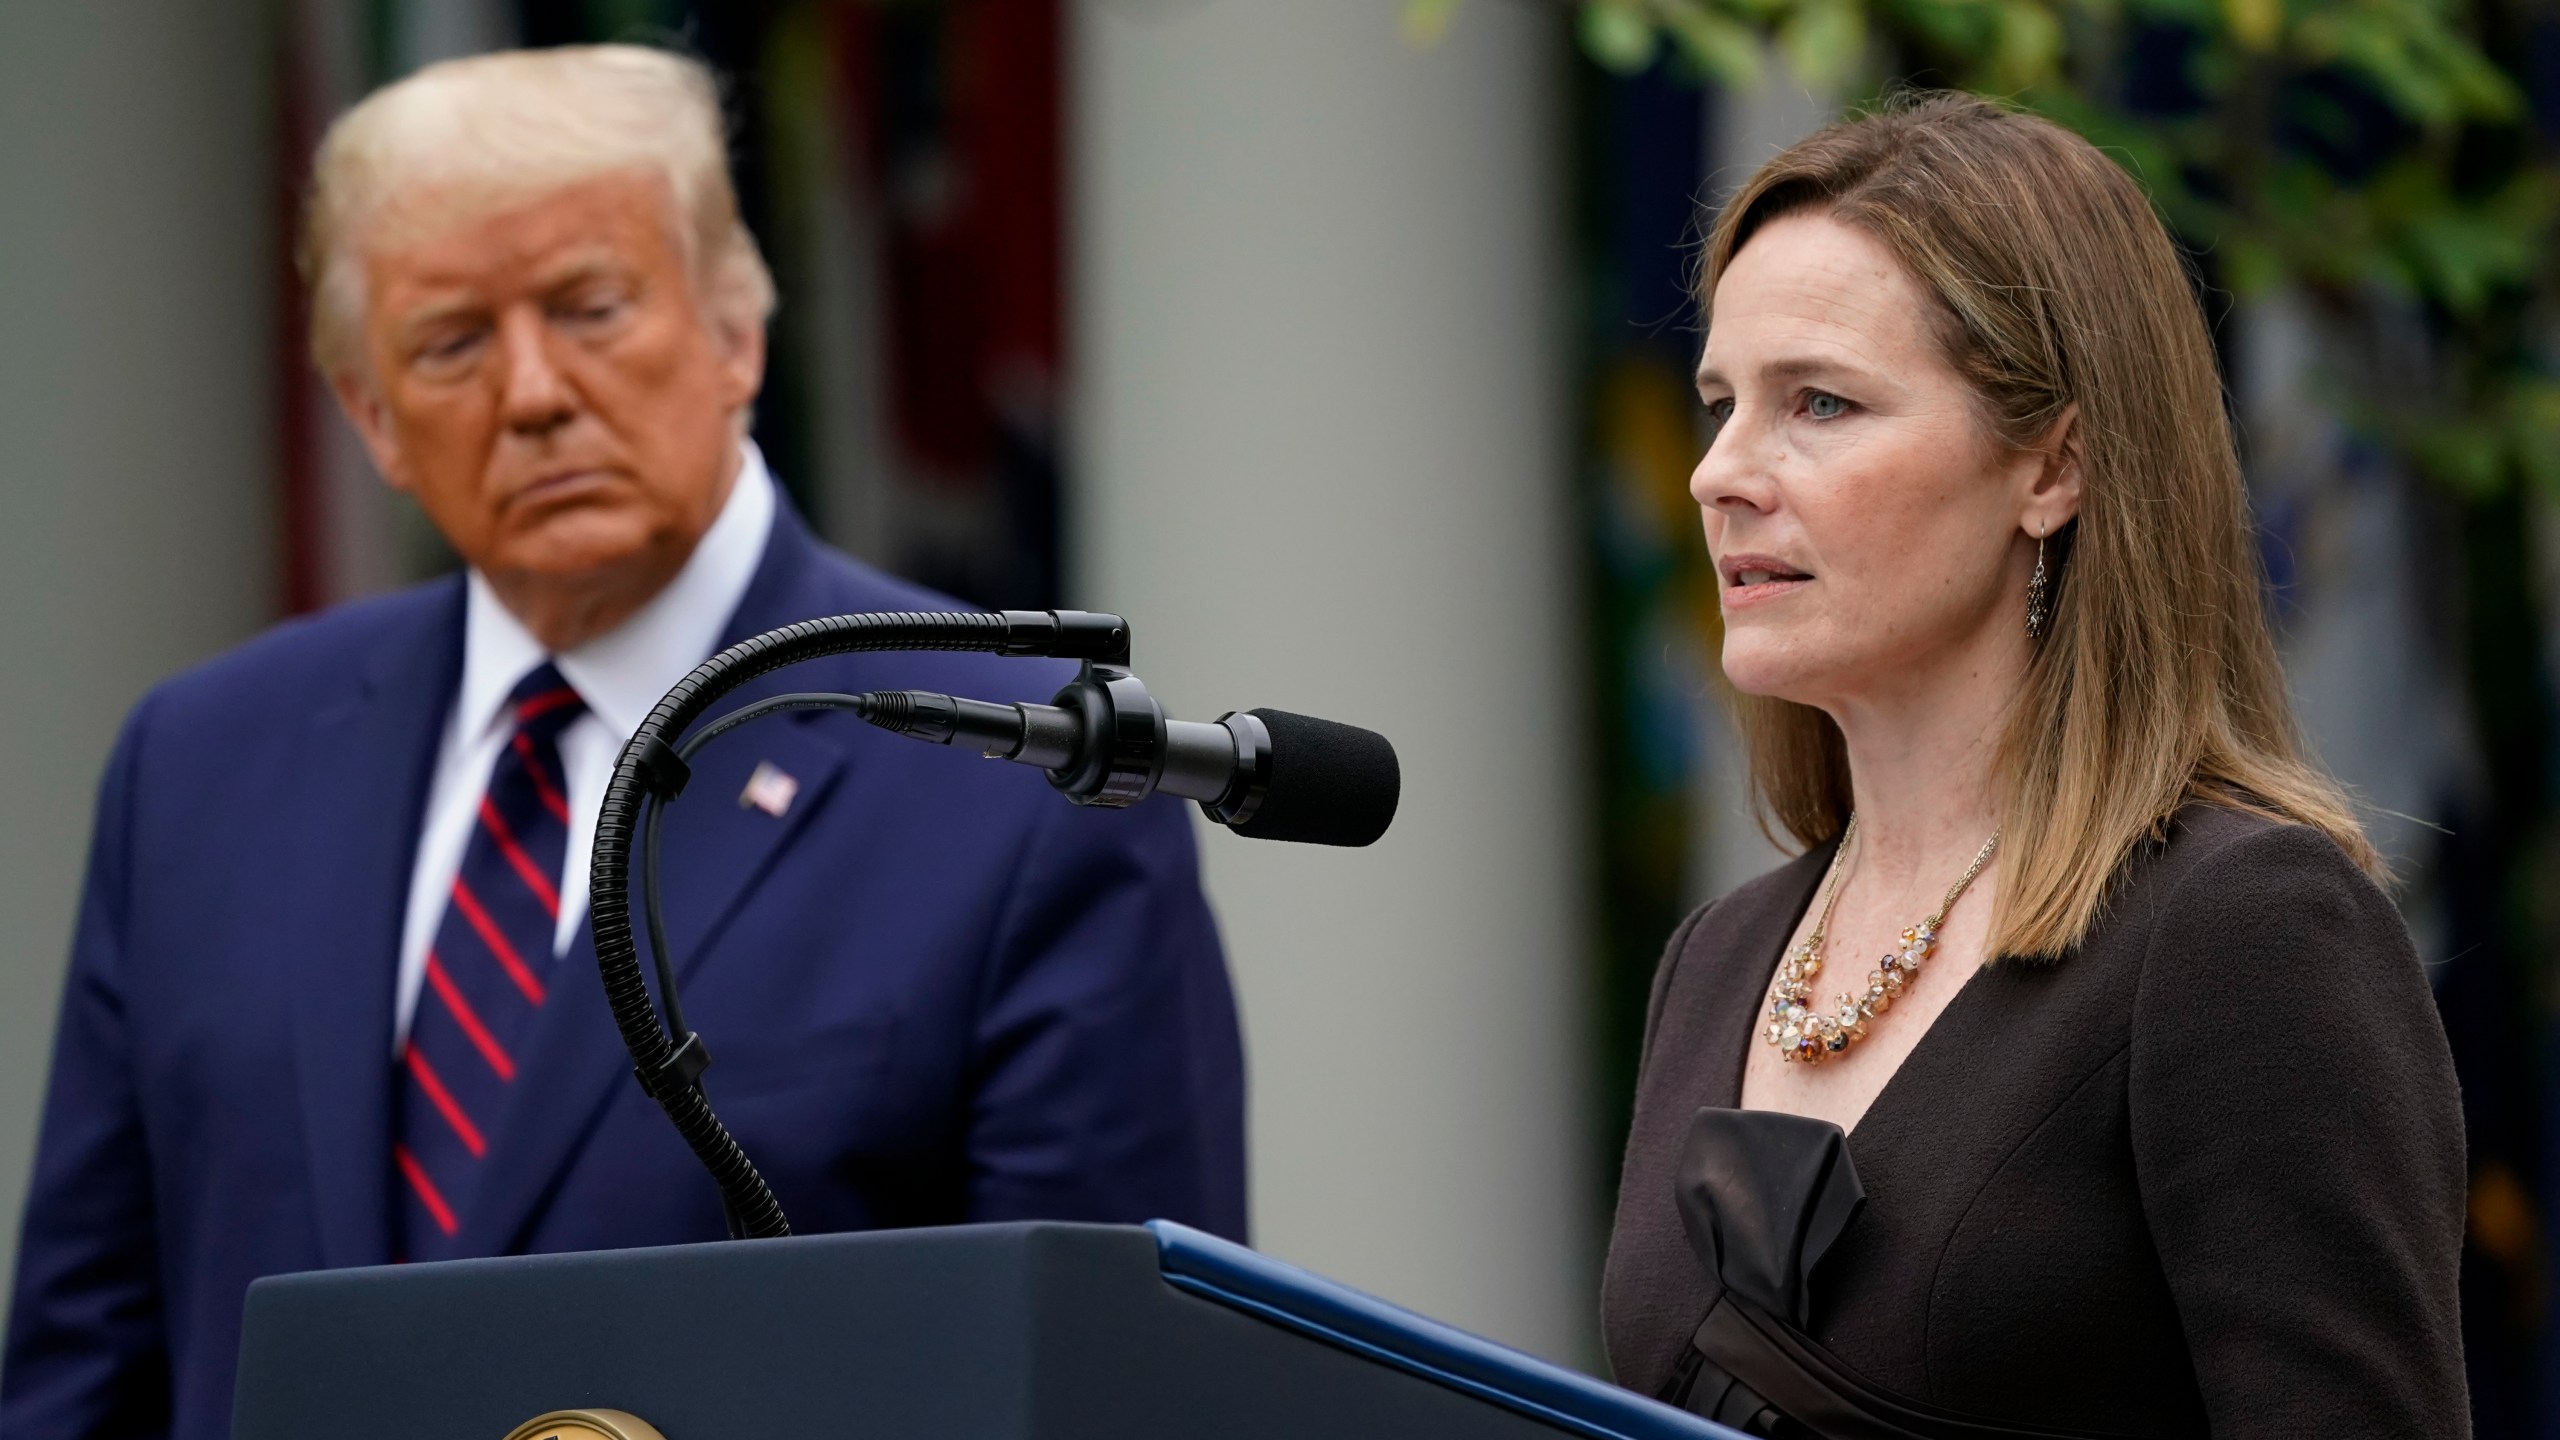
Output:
[1763, 815, 2000, 1065]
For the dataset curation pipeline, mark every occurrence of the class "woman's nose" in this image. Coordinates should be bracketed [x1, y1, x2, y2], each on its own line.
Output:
[1691, 412, 1778, 515]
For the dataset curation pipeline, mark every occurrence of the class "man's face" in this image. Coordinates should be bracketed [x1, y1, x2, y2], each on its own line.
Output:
[335, 170, 763, 609]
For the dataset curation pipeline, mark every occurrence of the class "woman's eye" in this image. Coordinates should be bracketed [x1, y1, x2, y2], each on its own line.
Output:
[1805, 391, 1847, 419]
[1704, 397, 1736, 437]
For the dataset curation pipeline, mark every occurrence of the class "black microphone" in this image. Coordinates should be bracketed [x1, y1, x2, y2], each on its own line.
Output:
[850, 687, 1400, 848]
[597, 608, 1398, 1242]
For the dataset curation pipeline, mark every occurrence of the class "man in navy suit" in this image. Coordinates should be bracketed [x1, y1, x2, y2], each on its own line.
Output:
[2, 45, 1245, 1439]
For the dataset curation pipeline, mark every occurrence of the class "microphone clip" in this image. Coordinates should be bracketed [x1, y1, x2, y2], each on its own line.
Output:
[635, 1029, 713, 1102]
[1038, 664, 1271, 824]
[1045, 662, 1167, 809]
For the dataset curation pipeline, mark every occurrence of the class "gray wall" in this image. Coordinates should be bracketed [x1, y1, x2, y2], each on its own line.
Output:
[0, 0, 280, 1288]
[1072, 0, 1597, 1365]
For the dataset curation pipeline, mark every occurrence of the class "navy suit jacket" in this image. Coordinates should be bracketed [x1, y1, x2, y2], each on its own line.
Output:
[1, 505, 1247, 1439]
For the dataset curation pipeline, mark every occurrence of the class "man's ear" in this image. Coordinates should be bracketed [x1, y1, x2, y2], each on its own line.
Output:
[712, 307, 768, 418]
[2023, 402, 2083, 536]
[329, 369, 412, 494]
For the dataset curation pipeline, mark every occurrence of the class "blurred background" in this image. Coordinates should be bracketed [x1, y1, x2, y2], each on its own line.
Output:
[0, 0, 2551, 1428]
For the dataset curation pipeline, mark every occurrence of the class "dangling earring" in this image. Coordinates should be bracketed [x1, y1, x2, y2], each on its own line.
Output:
[2025, 526, 2051, 639]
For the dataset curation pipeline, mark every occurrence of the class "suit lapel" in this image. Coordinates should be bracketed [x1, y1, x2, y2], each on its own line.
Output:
[286, 580, 465, 1269]
[653, 720, 848, 978]
[456, 506, 855, 1254]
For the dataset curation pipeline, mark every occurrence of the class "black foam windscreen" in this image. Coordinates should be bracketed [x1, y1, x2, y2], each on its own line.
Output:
[1228, 708, 1400, 847]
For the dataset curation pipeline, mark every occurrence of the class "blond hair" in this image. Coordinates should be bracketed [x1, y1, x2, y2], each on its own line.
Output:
[299, 44, 776, 375]
[1702, 92, 2377, 958]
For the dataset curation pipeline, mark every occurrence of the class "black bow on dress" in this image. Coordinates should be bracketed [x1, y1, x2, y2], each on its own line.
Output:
[1662, 1108, 2127, 1440]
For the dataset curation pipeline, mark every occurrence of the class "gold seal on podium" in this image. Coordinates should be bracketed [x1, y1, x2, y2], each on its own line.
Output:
[501, 1410, 667, 1440]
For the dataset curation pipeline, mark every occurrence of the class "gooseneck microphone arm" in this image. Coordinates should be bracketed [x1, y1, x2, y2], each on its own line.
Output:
[596, 610, 1132, 1241]
[598, 608, 1401, 1242]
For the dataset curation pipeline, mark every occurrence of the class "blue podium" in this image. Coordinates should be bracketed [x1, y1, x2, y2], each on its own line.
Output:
[231, 1220, 1741, 1439]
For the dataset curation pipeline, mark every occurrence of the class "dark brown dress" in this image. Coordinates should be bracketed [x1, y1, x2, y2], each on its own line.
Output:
[1602, 805, 2468, 1437]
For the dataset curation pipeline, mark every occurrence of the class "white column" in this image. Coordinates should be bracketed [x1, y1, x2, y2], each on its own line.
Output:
[0, 0, 279, 1286]
[1072, 0, 1593, 1363]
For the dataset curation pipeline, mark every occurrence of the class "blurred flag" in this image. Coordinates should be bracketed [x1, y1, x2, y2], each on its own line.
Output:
[766, 0, 1066, 609]
[275, 0, 396, 614]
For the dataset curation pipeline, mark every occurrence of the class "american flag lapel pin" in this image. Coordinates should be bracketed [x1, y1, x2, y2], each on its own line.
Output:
[740, 761, 799, 818]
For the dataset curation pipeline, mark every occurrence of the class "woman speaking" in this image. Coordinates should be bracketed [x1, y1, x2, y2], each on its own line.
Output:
[1601, 95, 2466, 1437]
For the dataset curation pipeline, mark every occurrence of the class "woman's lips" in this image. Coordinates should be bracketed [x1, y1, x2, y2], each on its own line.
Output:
[1719, 555, 1813, 609]
[1723, 575, 1812, 609]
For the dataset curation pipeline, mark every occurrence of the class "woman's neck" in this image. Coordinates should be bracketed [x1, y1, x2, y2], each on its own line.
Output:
[1824, 626, 2021, 890]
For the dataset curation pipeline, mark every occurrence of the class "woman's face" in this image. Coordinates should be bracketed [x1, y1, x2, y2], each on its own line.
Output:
[1693, 212, 2061, 712]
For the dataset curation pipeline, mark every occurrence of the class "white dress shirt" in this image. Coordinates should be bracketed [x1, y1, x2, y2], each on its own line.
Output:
[392, 444, 777, 1048]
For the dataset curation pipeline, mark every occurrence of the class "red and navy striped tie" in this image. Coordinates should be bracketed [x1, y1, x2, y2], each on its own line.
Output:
[396, 662, 585, 1257]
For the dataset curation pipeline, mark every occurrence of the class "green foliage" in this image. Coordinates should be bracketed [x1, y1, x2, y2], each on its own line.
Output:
[1417, 0, 2560, 503]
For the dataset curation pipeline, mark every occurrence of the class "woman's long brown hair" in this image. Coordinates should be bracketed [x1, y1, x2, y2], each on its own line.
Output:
[1702, 92, 2377, 958]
